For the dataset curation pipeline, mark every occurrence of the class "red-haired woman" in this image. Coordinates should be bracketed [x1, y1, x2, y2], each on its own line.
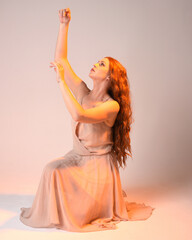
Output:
[20, 8, 154, 232]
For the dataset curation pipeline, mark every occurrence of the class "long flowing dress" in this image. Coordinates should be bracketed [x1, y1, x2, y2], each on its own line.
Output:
[20, 81, 155, 232]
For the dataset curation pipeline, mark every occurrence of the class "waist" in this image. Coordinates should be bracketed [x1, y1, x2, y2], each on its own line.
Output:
[73, 139, 113, 156]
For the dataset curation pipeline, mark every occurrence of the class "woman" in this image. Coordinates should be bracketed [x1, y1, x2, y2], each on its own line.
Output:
[20, 8, 154, 232]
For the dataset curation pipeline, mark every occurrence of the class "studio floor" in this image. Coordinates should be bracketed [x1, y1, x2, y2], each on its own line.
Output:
[0, 183, 191, 240]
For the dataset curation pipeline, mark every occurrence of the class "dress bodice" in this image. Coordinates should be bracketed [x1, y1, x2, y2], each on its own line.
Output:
[71, 99, 114, 155]
[71, 81, 114, 156]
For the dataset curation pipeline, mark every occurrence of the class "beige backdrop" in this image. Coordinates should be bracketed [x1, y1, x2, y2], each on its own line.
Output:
[0, 0, 191, 195]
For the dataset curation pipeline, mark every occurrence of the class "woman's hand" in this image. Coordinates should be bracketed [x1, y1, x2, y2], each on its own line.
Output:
[58, 8, 71, 24]
[50, 61, 64, 83]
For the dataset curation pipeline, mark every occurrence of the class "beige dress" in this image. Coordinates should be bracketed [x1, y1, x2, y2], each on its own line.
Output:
[20, 81, 155, 232]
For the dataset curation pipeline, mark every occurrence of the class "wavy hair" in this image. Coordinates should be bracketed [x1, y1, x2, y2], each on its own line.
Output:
[105, 56, 134, 168]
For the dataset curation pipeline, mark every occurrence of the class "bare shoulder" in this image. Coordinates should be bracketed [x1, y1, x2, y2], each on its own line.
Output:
[104, 98, 120, 127]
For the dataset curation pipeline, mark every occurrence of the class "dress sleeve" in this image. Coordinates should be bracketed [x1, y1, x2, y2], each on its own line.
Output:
[75, 81, 90, 104]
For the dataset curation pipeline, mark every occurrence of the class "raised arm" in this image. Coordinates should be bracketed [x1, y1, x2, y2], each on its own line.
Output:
[54, 22, 69, 60]
[54, 8, 83, 97]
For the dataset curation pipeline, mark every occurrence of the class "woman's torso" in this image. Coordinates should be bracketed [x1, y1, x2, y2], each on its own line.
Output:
[72, 92, 115, 155]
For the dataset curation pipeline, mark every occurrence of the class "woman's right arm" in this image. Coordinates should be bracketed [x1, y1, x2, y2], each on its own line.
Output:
[54, 9, 83, 97]
[54, 23, 69, 60]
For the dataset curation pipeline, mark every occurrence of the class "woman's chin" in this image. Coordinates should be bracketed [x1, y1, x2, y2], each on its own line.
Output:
[88, 72, 93, 79]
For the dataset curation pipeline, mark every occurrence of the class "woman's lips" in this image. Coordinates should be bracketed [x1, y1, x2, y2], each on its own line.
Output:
[91, 68, 95, 72]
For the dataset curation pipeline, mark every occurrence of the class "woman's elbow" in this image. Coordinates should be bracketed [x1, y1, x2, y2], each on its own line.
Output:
[72, 110, 84, 122]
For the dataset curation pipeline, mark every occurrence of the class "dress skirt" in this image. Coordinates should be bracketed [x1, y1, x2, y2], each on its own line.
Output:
[19, 120, 155, 232]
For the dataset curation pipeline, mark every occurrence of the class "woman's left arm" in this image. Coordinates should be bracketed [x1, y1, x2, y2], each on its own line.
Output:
[58, 80, 84, 121]
[50, 61, 120, 124]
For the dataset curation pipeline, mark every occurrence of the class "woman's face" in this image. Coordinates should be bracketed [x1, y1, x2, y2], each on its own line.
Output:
[89, 57, 110, 81]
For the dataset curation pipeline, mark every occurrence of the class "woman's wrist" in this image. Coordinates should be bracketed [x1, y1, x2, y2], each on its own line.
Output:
[60, 22, 69, 28]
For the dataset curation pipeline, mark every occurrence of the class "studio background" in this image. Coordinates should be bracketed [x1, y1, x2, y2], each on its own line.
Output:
[0, 0, 191, 198]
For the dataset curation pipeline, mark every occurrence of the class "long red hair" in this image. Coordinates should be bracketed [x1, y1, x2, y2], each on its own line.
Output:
[106, 56, 134, 168]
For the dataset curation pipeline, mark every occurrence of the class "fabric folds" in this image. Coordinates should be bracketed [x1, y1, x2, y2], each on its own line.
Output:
[20, 81, 155, 232]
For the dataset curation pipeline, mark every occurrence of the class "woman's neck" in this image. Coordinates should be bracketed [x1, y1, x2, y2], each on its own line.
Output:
[90, 80, 109, 102]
